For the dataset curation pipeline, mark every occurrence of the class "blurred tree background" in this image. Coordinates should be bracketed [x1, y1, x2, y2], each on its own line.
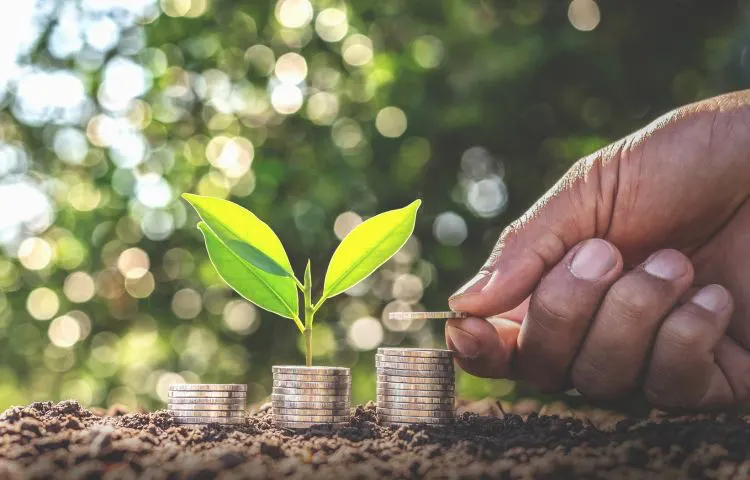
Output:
[0, 0, 748, 411]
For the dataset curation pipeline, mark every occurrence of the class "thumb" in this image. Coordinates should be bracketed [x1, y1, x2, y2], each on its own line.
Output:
[449, 144, 622, 317]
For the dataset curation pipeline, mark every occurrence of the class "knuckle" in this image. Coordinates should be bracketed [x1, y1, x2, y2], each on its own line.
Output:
[530, 289, 582, 331]
[571, 356, 631, 401]
[605, 278, 667, 324]
[606, 284, 653, 323]
[659, 314, 710, 353]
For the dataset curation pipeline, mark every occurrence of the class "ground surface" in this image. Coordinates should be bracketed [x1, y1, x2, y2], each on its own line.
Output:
[1, 400, 750, 479]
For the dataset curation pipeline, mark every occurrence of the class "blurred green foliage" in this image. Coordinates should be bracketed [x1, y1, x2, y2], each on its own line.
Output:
[0, 0, 747, 411]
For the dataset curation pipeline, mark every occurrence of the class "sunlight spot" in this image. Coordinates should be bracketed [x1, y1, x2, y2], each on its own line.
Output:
[347, 316, 383, 350]
[27, 287, 59, 321]
[315, 8, 348, 42]
[333, 211, 362, 240]
[568, 0, 601, 31]
[48, 314, 82, 348]
[18, 237, 53, 270]
[275, 0, 313, 28]
[270, 83, 303, 114]
[375, 106, 407, 138]
[342, 34, 373, 66]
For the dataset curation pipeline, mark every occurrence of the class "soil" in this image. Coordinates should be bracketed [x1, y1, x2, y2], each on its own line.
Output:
[1, 399, 749, 479]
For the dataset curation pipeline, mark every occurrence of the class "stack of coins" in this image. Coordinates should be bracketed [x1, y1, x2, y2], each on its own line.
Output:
[168, 384, 247, 426]
[376, 347, 455, 426]
[271, 366, 351, 429]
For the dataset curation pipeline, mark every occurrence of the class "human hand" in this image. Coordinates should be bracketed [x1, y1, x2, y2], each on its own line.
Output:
[447, 90, 750, 410]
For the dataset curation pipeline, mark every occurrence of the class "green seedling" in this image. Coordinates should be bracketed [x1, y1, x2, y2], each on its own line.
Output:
[182, 194, 421, 367]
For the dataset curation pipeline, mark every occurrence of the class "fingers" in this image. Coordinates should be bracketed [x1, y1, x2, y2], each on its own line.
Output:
[446, 316, 521, 379]
[644, 285, 734, 409]
[571, 249, 694, 400]
[515, 239, 624, 392]
[448, 146, 622, 318]
[715, 335, 750, 403]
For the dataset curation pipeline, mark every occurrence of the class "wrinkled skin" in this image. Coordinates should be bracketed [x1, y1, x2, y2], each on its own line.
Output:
[447, 90, 750, 410]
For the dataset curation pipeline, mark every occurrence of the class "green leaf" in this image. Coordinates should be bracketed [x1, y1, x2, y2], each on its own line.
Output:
[182, 193, 293, 278]
[304, 260, 312, 293]
[323, 200, 421, 299]
[198, 222, 300, 324]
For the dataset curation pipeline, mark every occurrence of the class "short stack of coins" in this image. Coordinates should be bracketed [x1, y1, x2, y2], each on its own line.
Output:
[168, 384, 247, 426]
[376, 347, 455, 426]
[271, 366, 351, 429]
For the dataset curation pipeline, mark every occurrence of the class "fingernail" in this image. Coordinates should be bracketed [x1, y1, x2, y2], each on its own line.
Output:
[691, 285, 728, 313]
[644, 250, 688, 280]
[569, 239, 617, 280]
[446, 326, 480, 359]
[450, 271, 490, 299]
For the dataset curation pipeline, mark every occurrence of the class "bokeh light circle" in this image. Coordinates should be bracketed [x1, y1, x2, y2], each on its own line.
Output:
[375, 106, 407, 138]
[271, 83, 304, 114]
[433, 211, 468, 246]
[568, 0, 601, 31]
[315, 8, 348, 42]
[347, 316, 383, 351]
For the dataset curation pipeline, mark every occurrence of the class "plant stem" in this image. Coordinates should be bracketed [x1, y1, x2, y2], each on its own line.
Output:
[292, 315, 304, 333]
[312, 297, 325, 313]
[303, 260, 314, 367]
[304, 324, 312, 367]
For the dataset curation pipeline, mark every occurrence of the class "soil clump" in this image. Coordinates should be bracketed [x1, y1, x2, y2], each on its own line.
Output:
[0, 399, 748, 479]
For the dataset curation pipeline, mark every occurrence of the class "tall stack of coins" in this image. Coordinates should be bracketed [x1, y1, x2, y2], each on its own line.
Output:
[168, 384, 247, 426]
[271, 366, 351, 429]
[376, 346, 456, 426]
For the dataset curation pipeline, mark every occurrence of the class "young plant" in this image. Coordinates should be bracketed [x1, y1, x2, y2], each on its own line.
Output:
[182, 194, 421, 367]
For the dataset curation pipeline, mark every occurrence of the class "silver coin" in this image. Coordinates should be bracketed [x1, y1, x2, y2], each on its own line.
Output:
[274, 420, 347, 429]
[376, 360, 454, 372]
[377, 402, 454, 411]
[377, 395, 454, 405]
[169, 384, 247, 392]
[174, 416, 245, 425]
[272, 393, 351, 403]
[272, 407, 349, 416]
[376, 367, 453, 378]
[376, 354, 453, 365]
[377, 414, 453, 424]
[272, 386, 350, 396]
[378, 382, 454, 392]
[170, 410, 244, 418]
[375, 381, 456, 392]
[387, 311, 468, 321]
[168, 403, 245, 411]
[376, 374, 453, 385]
[377, 388, 454, 399]
[272, 366, 350, 376]
[273, 380, 350, 389]
[167, 397, 246, 406]
[272, 400, 349, 410]
[273, 414, 349, 423]
[378, 348, 454, 358]
[168, 391, 247, 398]
[377, 391, 453, 400]
[376, 407, 454, 418]
[273, 373, 353, 383]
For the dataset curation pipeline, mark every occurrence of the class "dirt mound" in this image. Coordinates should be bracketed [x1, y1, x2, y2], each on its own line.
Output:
[0, 400, 748, 479]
